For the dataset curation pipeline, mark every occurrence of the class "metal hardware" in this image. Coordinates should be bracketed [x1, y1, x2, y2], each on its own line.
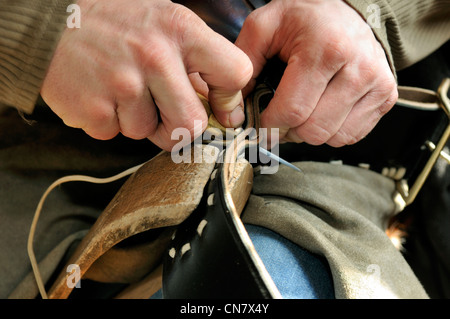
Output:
[425, 141, 450, 164]
[397, 78, 450, 206]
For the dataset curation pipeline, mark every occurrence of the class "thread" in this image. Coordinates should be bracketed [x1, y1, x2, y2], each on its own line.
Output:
[27, 162, 146, 299]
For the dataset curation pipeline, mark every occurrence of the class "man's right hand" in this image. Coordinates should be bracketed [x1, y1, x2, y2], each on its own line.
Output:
[40, 0, 253, 151]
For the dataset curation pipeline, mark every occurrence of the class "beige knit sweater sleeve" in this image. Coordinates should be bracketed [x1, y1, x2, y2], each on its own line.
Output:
[0, 0, 72, 114]
[345, 0, 450, 72]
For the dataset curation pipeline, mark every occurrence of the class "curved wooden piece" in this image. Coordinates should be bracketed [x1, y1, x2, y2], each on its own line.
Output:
[48, 145, 218, 299]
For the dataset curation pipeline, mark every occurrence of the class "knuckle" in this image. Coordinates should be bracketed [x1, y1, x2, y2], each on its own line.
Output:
[229, 57, 254, 89]
[93, 130, 119, 141]
[276, 100, 310, 128]
[341, 130, 359, 145]
[388, 86, 399, 104]
[182, 106, 209, 137]
[323, 36, 350, 66]
[242, 10, 264, 35]
[347, 73, 366, 92]
[379, 88, 398, 115]
[359, 60, 378, 83]
[123, 130, 149, 141]
[168, 4, 206, 44]
[141, 45, 172, 73]
[376, 67, 396, 90]
[383, 77, 398, 98]
[369, 76, 398, 115]
[186, 118, 208, 140]
[163, 103, 208, 142]
[162, 116, 208, 150]
[120, 118, 158, 140]
[84, 124, 119, 141]
[169, 4, 199, 30]
[330, 129, 359, 147]
[89, 105, 116, 125]
[299, 123, 334, 145]
[113, 72, 144, 100]
[84, 104, 120, 140]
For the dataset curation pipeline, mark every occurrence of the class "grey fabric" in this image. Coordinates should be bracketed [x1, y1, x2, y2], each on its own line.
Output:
[8, 230, 87, 299]
[242, 162, 429, 299]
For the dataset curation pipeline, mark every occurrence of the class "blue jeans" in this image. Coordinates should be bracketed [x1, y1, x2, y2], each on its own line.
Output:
[152, 224, 335, 299]
[245, 224, 334, 299]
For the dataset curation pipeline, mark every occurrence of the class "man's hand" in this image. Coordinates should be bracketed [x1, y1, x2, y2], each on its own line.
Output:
[41, 0, 253, 151]
[236, 0, 398, 147]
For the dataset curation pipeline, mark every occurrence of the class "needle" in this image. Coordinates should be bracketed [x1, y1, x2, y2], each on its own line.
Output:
[259, 147, 302, 172]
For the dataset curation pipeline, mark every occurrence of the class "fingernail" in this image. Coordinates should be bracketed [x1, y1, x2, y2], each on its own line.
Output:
[229, 106, 245, 127]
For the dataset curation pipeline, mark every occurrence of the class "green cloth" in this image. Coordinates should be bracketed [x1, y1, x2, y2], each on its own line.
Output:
[242, 162, 428, 298]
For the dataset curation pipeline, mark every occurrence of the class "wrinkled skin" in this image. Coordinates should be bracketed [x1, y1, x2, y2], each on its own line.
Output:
[41, 0, 253, 151]
[41, 0, 398, 151]
[236, 0, 398, 146]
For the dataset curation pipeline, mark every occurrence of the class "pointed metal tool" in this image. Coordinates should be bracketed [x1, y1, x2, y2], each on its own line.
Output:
[258, 147, 302, 172]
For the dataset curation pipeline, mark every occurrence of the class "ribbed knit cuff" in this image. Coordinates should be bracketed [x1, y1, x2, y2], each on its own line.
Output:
[344, 0, 450, 74]
[0, 0, 73, 113]
[343, 0, 397, 75]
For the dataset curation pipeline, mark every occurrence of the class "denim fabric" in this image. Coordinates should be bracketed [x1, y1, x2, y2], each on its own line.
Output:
[152, 224, 335, 299]
[246, 224, 335, 299]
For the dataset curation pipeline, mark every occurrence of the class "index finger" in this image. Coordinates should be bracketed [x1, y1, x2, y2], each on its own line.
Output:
[182, 20, 253, 128]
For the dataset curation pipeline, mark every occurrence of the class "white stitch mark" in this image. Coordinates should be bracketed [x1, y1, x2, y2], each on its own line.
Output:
[330, 160, 343, 165]
[169, 247, 176, 258]
[358, 163, 370, 170]
[181, 243, 191, 256]
[197, 219, 208, 236]
[393, 167, 406, 180]
[207, 193, 215, 206]
[388, 167, 396, 178]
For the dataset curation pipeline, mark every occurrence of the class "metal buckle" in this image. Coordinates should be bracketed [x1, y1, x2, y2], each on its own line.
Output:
[397, 78, 450, 206]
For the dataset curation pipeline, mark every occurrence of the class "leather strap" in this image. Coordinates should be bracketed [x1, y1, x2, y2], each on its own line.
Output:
[163, 159, 281, 298]
[163, 91, 282, 299]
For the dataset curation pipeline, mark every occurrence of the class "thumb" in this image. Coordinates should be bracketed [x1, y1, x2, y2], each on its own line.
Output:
[207, 87, 246, 128]
[182, 16, 253, 128]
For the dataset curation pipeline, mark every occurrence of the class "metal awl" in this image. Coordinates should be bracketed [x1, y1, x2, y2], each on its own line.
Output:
[259, 147, 302, 172]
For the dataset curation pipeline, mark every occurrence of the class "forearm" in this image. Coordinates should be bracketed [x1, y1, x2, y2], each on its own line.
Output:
[0, 0, 72, 113]
[344, 0, 450, 72]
